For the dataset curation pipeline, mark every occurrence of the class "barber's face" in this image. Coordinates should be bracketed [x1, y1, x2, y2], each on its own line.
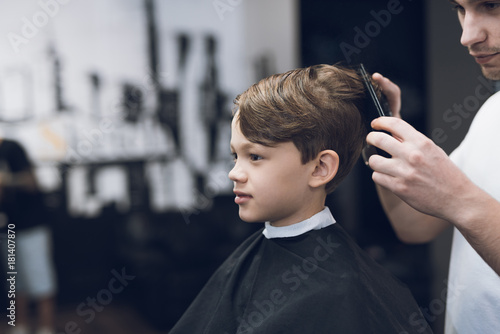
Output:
[454, 0, 500, 80]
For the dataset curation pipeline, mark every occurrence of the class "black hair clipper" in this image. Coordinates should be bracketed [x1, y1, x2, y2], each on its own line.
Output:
[358, 63, 392, 164]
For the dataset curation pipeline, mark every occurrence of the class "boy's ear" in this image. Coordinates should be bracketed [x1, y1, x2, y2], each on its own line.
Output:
[309, 150, 339, 189]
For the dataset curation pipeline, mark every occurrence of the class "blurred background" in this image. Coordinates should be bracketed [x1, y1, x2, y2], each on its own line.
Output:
[0, 0, 496, 333]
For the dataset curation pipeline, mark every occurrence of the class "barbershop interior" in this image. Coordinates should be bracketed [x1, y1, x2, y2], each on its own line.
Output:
[0, 1, 498, 334]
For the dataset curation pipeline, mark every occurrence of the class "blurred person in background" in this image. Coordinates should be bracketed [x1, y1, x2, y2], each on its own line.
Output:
[0, 138, 57, 334]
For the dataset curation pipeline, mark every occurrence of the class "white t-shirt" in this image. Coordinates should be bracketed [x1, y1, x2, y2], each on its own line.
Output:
[446, 91, 500, 334]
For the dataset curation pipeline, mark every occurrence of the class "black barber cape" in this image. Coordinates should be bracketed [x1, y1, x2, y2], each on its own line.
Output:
[170, 223, 432, 334]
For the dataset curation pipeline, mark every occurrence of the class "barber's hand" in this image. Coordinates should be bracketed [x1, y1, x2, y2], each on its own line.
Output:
[366, 117, 472, 221]
[372, 73, 401, 119]
[361, 73, 402, 164]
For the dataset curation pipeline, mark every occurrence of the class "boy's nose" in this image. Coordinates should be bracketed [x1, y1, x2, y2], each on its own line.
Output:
[228, 163, 247, 183]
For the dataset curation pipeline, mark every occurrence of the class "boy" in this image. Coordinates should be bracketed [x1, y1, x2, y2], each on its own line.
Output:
[170, 64, 432, 333]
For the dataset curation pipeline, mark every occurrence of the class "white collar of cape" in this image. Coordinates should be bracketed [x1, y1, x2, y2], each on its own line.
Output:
[262, 207, 336, 239]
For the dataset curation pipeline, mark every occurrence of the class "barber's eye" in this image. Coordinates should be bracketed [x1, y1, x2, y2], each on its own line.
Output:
[483, 2, 500, 10]
[451, 4, 465, 13]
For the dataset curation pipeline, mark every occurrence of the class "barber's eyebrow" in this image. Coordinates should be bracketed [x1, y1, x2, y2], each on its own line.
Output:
[448, 0, 463, 9]
[449, 0, 488, 5]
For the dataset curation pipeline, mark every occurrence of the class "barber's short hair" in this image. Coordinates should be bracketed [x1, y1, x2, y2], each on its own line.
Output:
[234, 64, 375, 193]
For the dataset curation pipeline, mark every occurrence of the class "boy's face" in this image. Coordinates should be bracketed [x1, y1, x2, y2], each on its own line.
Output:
[229, 115, 322, 227]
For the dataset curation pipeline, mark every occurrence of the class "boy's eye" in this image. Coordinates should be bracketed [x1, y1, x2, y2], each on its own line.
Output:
[231, 152, 237, 161]
[250, 154, 263, 161]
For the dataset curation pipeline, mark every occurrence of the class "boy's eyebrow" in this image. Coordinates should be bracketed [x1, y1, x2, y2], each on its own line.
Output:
[230, 141, 256, 152]
[230, 140, 274, 153]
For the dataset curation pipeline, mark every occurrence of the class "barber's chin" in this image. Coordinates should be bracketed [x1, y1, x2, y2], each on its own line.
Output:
[481, 65, 500, 81]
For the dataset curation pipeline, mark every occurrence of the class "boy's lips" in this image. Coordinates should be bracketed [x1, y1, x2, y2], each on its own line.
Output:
[233, 190, 252, 205]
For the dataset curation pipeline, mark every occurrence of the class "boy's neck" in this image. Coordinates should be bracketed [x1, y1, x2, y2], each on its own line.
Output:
[263, 207, 336, 239]
[269, 198, 326, 227]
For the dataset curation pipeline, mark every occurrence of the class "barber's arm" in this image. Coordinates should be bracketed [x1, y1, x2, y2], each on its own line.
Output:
[368, 74, 500, 275]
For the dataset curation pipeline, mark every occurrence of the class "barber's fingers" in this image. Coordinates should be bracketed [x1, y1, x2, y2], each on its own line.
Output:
[367, 117, 440, 178]
[366, 148, 410, 190]
[370, 161, 398, 188]
[372, 73, 401, 118]
[370, 117, 426, 144]
[366, 134, 411, 189]
[366, 130, 404, 161]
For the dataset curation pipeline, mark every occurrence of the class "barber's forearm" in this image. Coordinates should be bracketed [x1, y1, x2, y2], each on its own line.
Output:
[451, 186, 500, 276]
[376, 184, 450, 243]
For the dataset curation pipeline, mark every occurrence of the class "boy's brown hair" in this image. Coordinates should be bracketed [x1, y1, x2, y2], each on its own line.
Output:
[234, 64, 375, 194]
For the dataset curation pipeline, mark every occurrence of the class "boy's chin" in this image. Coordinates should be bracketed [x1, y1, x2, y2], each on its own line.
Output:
[238, 213, 265, 224]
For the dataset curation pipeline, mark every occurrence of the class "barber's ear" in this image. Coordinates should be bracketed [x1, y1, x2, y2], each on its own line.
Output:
[309, 150, 339, 189]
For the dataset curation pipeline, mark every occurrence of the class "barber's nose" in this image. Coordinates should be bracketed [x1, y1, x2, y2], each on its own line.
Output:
[460, 13, 487, 48]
